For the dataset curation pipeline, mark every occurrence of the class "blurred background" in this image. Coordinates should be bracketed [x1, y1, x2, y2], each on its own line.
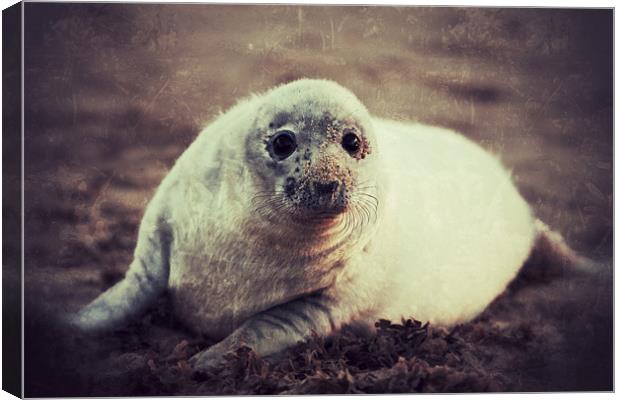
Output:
[22, 4, 612, 395]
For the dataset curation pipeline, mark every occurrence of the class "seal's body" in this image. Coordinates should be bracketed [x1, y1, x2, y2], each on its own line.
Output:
[73, 79, 576, 369]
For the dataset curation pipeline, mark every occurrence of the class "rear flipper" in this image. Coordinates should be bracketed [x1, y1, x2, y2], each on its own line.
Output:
[517, 219, 595, 285]
[70, 212, 172, 333]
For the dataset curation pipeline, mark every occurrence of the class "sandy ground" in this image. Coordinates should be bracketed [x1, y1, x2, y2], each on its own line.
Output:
[21, 4, 612, 395]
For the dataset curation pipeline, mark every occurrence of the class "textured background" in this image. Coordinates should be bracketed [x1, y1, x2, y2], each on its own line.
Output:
[22, 4, 612, 395]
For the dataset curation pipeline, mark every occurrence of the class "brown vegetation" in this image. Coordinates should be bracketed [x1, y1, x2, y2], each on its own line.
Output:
[23, 5, 612, 395]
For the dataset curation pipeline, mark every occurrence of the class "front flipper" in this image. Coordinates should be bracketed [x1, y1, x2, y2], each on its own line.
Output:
[190, 291, 347, 371]
[71, 211, 172, 333]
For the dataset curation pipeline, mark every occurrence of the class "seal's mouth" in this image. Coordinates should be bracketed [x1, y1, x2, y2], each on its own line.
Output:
[251, 179, 363, 228]
[251, 186, 378, 235]
[289, 212, 343, 229]
[286, 191, 348, 222]
[292, 205, 347, 222]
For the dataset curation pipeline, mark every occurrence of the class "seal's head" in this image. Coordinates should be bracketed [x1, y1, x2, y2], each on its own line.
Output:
[246, 79, 380, 228]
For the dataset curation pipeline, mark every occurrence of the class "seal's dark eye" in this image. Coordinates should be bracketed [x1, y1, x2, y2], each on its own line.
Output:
[342, 131, 361, 154]
[271, 130, 297, 160]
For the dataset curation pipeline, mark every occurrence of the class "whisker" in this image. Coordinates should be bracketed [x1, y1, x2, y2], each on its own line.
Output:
[356, 196, 378, 216]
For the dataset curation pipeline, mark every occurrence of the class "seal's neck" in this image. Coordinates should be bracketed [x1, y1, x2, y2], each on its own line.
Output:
[242, 210, 374, 265]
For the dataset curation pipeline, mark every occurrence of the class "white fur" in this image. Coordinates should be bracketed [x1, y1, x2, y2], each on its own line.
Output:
[368, 119, 535, 325]
[159, 80, 535, 333]
[75, 79, 537, 353]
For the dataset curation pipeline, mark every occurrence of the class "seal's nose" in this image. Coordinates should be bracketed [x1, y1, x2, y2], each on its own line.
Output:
[314, 181, 339, 196]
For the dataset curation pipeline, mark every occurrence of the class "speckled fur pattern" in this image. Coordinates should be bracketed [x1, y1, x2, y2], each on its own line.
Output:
[72, 79, 556, 372]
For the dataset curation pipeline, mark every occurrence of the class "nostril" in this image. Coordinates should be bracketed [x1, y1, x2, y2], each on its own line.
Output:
[314, 181, 339, 195]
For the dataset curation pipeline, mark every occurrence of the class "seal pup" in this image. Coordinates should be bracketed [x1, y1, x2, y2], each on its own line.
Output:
[72, 79, 590, 370]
